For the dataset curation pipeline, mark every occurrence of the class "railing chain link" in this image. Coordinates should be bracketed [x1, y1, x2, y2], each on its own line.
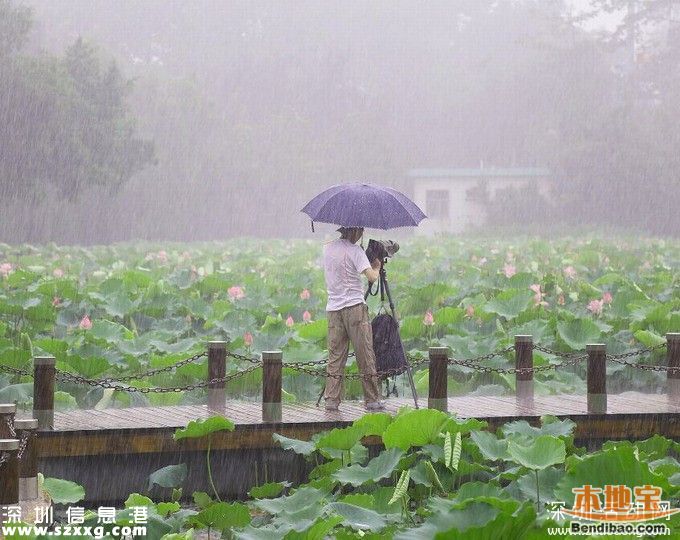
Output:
[606, 343, 673, 372]
[448, 353, 588, 375]
[0, 451, 9, 468]
[94, 351, 207, 382]
[17, 431, 34, 461]
[5, 416, 16, 438]
[0, 364, 31, 377]
[54, 364, 261, 393]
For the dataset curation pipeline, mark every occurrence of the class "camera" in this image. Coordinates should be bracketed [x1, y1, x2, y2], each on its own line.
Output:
[365, 239, 399, 262]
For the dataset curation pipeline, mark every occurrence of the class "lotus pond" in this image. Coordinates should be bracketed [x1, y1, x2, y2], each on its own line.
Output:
[36, 409, 680, 539]
[0, 234, 679, 407]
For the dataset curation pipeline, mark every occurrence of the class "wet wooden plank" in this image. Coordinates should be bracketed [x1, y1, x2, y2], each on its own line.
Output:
[45, 391, 678, 433]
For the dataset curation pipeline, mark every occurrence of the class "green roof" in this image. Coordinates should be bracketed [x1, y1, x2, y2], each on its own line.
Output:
[408, 167, 551, 178]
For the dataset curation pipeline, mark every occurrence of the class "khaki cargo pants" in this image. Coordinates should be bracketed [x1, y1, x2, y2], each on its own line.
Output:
[325, 302, 381, 406]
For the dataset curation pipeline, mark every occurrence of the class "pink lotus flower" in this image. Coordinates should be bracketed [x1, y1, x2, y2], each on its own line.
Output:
[563, 266, 577, 280]
[478, 257, 488, 266]
[423, 310, 435, 326]
[303, 310, 312, 323]
[465, 305, 475, 318]
[243, 332, 253, 347]
[285, 315, 294, 327]
[157, 250, 168, 263]
[300, 289, 310, 300]
[52, 297, 61, 307]
[503, 264, 516, 278]
[587, 299, 604, 316]
[529, 284, 549, 307]
[79, 315, 92, 330]
[228, 286, 245, 300]
[0, 263, 12, 277]
[602, 291, 613, 304]
[641, 261, 652, 270]
[52, 268, 64, 278]
[557, 294, 565, 306]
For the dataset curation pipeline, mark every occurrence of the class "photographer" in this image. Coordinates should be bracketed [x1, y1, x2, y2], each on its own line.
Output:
[322, 226, 385, 411]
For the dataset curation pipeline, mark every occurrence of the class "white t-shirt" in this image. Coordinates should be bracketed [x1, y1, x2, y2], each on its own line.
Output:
[323, 238, 371, 311]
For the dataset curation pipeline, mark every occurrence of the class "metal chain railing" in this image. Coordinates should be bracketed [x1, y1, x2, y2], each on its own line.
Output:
[0, 340, 674, 389]
[0, 364, 31, 377]
[17, 431, 34, 461]
[0, 451, 9, 468]
[285, 355, 428, 380]
[606, 342, 675, 372]
[95, 351, 207, 382]
[533, 345, 589, 359]
[447, 353, 588, 375]
[5, 417, 15, 438]
[53, 364, 261, 394]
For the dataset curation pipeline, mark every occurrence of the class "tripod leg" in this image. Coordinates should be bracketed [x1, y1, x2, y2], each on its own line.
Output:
[316, 382, 326, 407]
[405, 364, 419, 409]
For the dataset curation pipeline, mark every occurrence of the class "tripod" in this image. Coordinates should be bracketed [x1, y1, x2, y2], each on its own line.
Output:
[316, 259, 420, 408]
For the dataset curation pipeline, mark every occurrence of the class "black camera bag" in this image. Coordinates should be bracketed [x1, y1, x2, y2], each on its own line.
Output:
[371, 312, 408, 379]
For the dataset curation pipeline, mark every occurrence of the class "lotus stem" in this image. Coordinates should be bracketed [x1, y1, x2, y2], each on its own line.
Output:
[206, 433, 221, 502]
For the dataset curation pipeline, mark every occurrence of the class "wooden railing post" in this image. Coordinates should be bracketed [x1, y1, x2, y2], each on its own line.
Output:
[15, 418, 38, 500]
[667, 333, 680, 403]
[515, 335, 534, 408]
[587, 344, 607, 414]
[33, 356, 56, 430]
[262, 351, 282, 423]
[0, 439, 20, 505]
[0, 404, 16, 438]
[428, 347, 448, 411]
[207, 341, 227, 411]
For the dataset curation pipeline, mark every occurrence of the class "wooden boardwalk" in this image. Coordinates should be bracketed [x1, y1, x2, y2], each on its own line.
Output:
[31, 391, 680, 458]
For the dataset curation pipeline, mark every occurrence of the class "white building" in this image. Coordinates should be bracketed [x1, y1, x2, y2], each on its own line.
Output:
[409, 166, 552, 235]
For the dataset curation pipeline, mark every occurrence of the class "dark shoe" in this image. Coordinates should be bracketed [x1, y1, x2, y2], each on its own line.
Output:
[325, 400, 339, 411]
[365, 400, 386, 411]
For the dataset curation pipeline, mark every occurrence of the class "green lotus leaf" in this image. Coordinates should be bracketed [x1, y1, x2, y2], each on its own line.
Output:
[507, 435, 566, 470]
[555, 445, 671, 507]
[272, 433, 316, 456]
[325, 502, 387, 532]
[469, 430, 509, 461]
[333, 448, 404, 487]
[148, 463, 187, 491]
[297, 319, 328, 341]
[186, 502, 251, 530]
[513, 465, 564, 502]
[173, 416, 235, 440]
[352, 412, 393, 437]
[254, 486, 326, 516]
[382, 409, 451, 451]
[249, 481, 291, 499]
[315, 425, 364, 451]
[393, 500, 500, 539]
[0, 383, 32, 402]
[43, 477, 85, 504]
[281, 516, 343, 540]
[502, 416, 576, 442]
[633, 329, 665, 348]
[556, 318, 601, 350]
[483, 289, 533, 320]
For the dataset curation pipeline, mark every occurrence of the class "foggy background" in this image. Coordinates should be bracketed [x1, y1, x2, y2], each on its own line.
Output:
[1, 0, 679, 243]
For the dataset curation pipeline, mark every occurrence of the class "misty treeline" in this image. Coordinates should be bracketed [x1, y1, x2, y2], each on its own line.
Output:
[0, 0, 679, 243]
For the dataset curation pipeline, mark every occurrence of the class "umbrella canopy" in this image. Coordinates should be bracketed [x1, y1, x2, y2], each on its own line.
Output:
[301, 182, 427, 230]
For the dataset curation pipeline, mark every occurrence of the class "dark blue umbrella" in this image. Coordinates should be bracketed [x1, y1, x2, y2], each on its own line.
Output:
[301, 182, 427, 231]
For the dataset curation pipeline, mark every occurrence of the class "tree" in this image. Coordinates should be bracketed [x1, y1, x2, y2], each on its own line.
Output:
[0, 1, 153, 205]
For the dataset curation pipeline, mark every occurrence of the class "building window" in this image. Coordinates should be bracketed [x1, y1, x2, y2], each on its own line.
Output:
[426, 189, 449, 219]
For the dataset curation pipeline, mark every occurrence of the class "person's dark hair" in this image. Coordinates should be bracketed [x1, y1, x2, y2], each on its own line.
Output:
[339, 226, 363, 240]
